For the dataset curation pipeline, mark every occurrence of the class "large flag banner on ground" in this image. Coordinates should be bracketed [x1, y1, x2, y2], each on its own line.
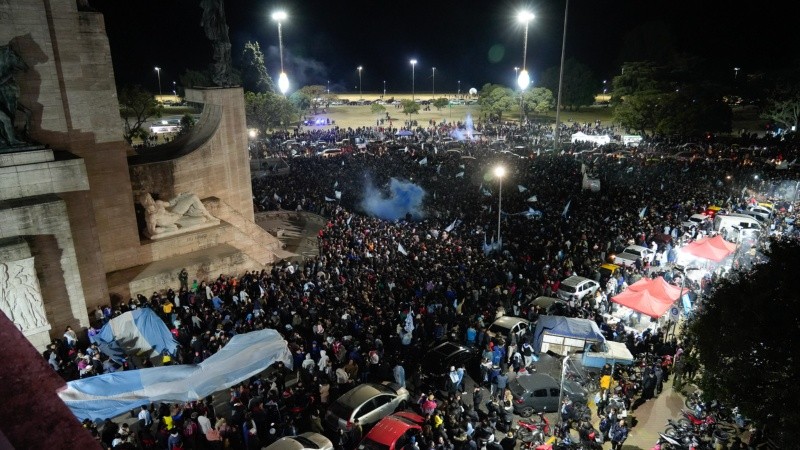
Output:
[90, 308, 177, 363]
[59, 329, 292, 421]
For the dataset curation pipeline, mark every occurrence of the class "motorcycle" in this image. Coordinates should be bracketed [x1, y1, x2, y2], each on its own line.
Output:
[516, 413, 551, 444]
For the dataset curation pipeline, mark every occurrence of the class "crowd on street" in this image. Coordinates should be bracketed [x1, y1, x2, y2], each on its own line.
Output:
[47, 124, 800, 449]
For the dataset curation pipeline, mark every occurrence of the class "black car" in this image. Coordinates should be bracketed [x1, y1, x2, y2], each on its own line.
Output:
[420, 342, 480, 390]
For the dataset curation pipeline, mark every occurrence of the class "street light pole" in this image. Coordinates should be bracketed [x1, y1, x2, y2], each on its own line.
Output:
[383, 80, 386, 98]
[432, 67, 436, 97]
[410, 59, 417, 101]
[154, 66, 162, 96]
[458, 80, 461, 98]
[272, 11, 289, 96]
[554, 0, 569, 150]
[494, 166, 506, 248]
[357, 66, 363, 100]
[517, 11, 534, 124]
[734, 67, 741, 80]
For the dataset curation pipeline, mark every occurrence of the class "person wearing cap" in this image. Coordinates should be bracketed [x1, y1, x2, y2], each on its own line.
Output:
[499, 430, 516, 450]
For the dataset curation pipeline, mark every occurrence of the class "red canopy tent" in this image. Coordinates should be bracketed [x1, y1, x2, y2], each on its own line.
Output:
[627, 276, 683, 302]
[611, 289, 674, 319]
[681, 235, 736, 262]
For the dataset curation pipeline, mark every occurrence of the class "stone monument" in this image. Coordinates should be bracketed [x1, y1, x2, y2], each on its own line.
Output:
[0, 0, 288, 352]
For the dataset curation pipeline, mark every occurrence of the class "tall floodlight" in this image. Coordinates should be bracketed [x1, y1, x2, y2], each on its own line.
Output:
[410, 59, 417, 101]
[432, 67, 436, 97]
[272, 10, 289, 95]
[554, 0, 569, 149]
[154, 66, 162, 96]
[494, 165, 506, 248]
[517, 11, 534, 123]
[357, 66, 363, 99]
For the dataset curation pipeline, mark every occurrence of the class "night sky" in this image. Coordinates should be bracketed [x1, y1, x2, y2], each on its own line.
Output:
[91, 0, 798, 95]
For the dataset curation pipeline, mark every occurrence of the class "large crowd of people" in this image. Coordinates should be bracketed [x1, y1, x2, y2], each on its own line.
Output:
[46, 122, 800, 449]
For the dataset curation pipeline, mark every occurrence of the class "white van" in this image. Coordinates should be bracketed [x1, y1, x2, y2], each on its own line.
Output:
[714, 214, 761, 236]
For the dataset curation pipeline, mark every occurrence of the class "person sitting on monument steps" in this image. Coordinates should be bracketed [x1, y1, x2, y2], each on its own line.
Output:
[138, 192, 216, 237]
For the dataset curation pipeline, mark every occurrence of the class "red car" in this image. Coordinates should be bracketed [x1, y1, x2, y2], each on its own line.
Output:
[358, 412, 425, 450]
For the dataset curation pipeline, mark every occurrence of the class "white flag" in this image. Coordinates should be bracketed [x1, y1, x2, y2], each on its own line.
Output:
[347, 215, 353, 226]
[518, 185, 528, 192]
[562, 200, 571, 217]
[273, 193, 282, 202]
[455, 171, 465, 178]
[459, 164, 465, 169]
[419, 157, 428, 166]
[526, 195, 538, 202]
[482, 187, 492, 197]
[335, 190, 342, 200]
[436, 164, 442, 174]
[324, 196, 336, 202]
[626, 166, 634, 173]
[398, 243, 408, 256]
[334, 181, 339, 188]
[639, 206, 647, 218]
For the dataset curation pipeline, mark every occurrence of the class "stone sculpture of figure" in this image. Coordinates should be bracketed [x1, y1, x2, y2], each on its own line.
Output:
[0, 260, 49, 332]
[199, 0, 235, 87]
[139, 192, 217, 237]
[0, 44, 31, 147]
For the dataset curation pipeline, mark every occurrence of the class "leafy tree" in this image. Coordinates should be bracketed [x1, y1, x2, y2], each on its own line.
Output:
[119, 85, 163, 144]
[478, 84, 515, 121]
[178, 113, 196, 136]
[612, 89, 663, 136]
[244, 91, 297, 135]
[538, 59, 597, 111]
[401, 99, 420, 115]
[521, 87, 554, 116]
[240, 41, 275, 94]
[761, 97, 800, 132]
[688, 239, 800, 448]
[297, 85, 332, 114]
[370, 103, 386, 115]
[289, 91, 311, 113]
[432, 98, 449, 111]
[180, 69, 212, 90]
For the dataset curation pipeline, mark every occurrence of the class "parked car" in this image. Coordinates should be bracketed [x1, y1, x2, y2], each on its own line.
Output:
[420, 342, 480, 389]
[508, 373, 588, 417]
[265, 433, 334, 450]
[316, 148, 343, 158]
[524, 296, 568, 316]
[358, 412, 425, 450]
[556, 276, 600, 303]
[485, 316, 530, 344]
[325, 382, 410, 432]
[613, 245, 655, 268]
[681, 213, 710, 230]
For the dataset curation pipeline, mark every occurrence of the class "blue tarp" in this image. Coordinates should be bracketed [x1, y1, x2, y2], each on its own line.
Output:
[89, 308, 177, 363]
[60, 328, 292, 421]
[532, 315, 606, 354]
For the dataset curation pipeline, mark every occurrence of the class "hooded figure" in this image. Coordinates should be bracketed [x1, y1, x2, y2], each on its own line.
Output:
[317, 349, 330, 370]
[302, 353, 316, 373]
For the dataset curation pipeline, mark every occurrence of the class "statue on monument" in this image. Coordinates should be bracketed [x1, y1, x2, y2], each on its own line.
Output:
[0, 43, 32, 148]
[0, 260, 50, 332]
[138, 192, 218, 238]
[199, 0, 235, 87]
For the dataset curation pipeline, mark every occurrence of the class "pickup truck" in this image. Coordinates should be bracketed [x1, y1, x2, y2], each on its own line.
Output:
[614, 245, 655, 268]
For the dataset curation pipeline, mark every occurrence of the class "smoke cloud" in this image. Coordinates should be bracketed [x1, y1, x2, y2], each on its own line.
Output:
[266, 46, 328, 88]
[361, 178, 426, 221]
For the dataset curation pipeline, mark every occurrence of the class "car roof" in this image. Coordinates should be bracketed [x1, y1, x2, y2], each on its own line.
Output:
[491, 316, 529, 328]
[336, 383, 393, 408]
[363, 413, 425, 445]
[268, 433, 333, 450]
[560, 275, 592, 286]
[516, 373, 559, 391]
[623, 245, 649, 252]
[429, 341, 471, 358]
[600, 263, 620, 271]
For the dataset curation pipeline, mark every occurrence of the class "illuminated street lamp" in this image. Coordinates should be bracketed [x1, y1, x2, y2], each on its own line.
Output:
[357, 66, 363, 99]
[517, 11, 534, 123]
[432, 67, 436, 97]
[410, 59, 417, 101]
[154, 66, 162, 96]
[458, 80, 461, 98]
[383, 80, 386, 98]
[272, 10, 289, 95]
[494, 165, 506, 248]
[734, 67, 741, 79]
[514, 66, 519, 81]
